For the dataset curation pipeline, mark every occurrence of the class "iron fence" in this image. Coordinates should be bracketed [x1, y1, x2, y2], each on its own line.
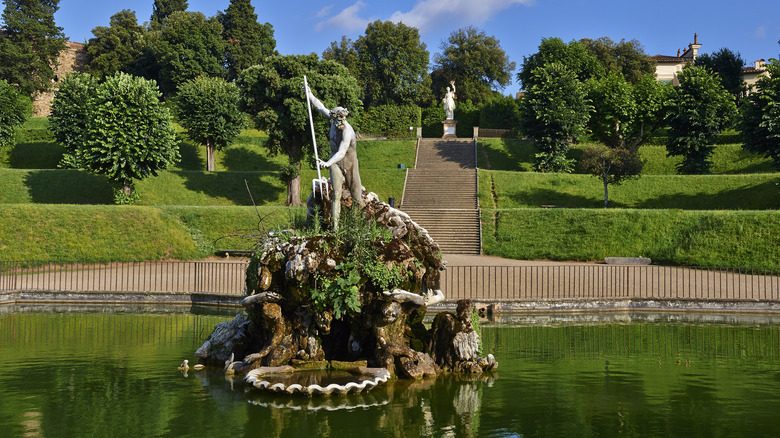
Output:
[441, 265, 780, 302]
[2, 261, 780, 303]
[0, 260, 249, 295]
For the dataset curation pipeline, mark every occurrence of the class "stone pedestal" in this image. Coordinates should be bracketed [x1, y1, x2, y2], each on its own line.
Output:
[442, 119, 458, 139]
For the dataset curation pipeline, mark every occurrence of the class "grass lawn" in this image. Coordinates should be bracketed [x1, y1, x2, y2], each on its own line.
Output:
[479, 170, 780, 210]
[478, 138, 778, 174]
[0, 204, 305, 261]
[482, 208, 780, 267]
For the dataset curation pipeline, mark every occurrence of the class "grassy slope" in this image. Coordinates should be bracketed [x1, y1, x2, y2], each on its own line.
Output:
[479, 170, 780, 210]
[478, 138, 778, 174]
[0, 204, 305, 261]
[4, 119, 778, 266]
[482, 208, 780, 267]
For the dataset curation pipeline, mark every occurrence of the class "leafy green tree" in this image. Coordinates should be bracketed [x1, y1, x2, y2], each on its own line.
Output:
[353, 20, 430, 108]
[50, 72, 180, 203]
[0, 79, 31, 150]
[150, 0, 188, 28]
[0, 0, 67, 97]
[517, 38, 604, 90]
[218, 0, 276, 81]
[740, 59, 780, 167]
[83, 10, 146, 79]
[586, 73, 669, 149]
[148, 11, 227, 95]
[49, 72, 99, 167]
[579, 37, 656, 84]
[174, 76, 246, 171]
[479, 95, 521, 130]
[322, 36, 358, 77]
[666, 65, 737, 174]
[431, 26, 515, 105]
[238, 54, 361, 205]
[580, 144, 643, 208]
[519, 62, 590, 172]
[696, 48, 746, 99]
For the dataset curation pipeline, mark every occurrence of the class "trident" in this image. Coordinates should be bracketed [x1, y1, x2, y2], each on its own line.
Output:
[303, 75, 329, 200]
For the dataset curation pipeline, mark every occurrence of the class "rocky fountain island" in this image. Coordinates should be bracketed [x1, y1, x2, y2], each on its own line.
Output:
[193, 187, 497, 396]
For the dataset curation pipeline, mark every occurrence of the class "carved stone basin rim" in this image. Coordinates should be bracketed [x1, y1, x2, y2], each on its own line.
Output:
[245, 365, 391, 396]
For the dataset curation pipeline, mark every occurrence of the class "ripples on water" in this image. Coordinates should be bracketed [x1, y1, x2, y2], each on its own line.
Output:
[1, 307, 779, 437]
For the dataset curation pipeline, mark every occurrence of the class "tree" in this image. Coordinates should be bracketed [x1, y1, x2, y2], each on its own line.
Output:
[586, 73, 669, 149]
[148, 11, 226, 95]
[431, 26, 515, 105]
[151, 0, 188, 28]
[322, 36, 358, 77]
[0, 79, 31, 150]
[579, 37, 656, 84]
[580, 145, 643, 208]
[218, 0, 276, 81]
[666, 65, 737, 174]
[83, 10, 146, 79]
[174, 76, 246, 171]
[50, 72, 180, 204]
[695, 48, 746, 99]
[740, 59, 780, 167]
[517, 38, 604, 90]
[238, 54, 361, 205]
[519, 62, 590, 172]
[0, 0, 67, 97]
[49, 72, 99, 167]
[353, 20, 430, 108]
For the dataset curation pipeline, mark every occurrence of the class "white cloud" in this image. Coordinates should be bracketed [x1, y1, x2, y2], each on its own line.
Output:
[315, 0, 533, 34]
[316, 6, 333, 19]
[754, 25, 767, 39]
[315, 1, 371, 32]
[388, 0, 534, 32]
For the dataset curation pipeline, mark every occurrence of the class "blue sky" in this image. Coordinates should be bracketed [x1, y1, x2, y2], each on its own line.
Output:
[48, 0, 780, 95]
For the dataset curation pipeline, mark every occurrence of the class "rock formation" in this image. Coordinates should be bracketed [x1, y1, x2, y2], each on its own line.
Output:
[196, 183, 496, 383]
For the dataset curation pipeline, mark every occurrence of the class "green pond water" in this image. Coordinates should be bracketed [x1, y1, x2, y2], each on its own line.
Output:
[1, 307, 779, 437]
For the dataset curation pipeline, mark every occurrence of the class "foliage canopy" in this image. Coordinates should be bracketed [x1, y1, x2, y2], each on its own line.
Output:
[519, 62, 590, 172]
[0, 79, 31, 149]
[740, 59, 780, 167]
[432, 26, 516, 105]
[218, 0, 276, 81]
[666, 65, 738, 174]
[0, 0, 67, 97]
[50, 72, 180, 203]
[84, 10, 146, 79]
[174, 76, 246, 171]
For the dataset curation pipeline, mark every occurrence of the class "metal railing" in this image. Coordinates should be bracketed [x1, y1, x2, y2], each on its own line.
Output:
[2, 261, 780, 303]
[0, 260, 249, 295]
[440, 265, 780, 301]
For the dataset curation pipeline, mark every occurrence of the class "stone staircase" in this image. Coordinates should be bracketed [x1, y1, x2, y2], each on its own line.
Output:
[400, 139, 481, 254]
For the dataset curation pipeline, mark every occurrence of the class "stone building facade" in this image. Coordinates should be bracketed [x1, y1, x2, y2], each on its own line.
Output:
[31, 40, 87, 116]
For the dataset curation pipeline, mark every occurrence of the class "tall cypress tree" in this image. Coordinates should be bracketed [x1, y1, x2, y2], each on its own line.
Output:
[150, 0, 188, 28]
[0, 0, 67, 97]
[218, 0, 275, 81]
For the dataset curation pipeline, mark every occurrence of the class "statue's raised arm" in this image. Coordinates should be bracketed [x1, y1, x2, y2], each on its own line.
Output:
[302, 80, 363, 230]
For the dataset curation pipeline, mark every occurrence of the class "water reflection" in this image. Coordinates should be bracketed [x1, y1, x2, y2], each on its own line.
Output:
[1, 309, 779, 437]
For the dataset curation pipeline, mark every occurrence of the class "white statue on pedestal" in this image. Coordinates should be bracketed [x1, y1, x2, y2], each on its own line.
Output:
[442, 80, 456, 120]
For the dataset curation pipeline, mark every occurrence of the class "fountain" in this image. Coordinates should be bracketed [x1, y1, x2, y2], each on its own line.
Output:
[194, 185, 497, 394]
[194, 81, 496, 394]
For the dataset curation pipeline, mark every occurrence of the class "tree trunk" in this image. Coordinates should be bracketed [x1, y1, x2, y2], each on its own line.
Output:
[603, 175, 609, 209]
[123, 180, 133, 198]
[206, 140, 215, 172]
[286, 163, 303, 206]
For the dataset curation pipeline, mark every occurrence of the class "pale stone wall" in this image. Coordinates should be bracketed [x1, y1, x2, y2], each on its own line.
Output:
[31, 41, 87, 116]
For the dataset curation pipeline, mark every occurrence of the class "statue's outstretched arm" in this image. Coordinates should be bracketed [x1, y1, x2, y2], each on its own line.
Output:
[304, 83, 330, 118]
